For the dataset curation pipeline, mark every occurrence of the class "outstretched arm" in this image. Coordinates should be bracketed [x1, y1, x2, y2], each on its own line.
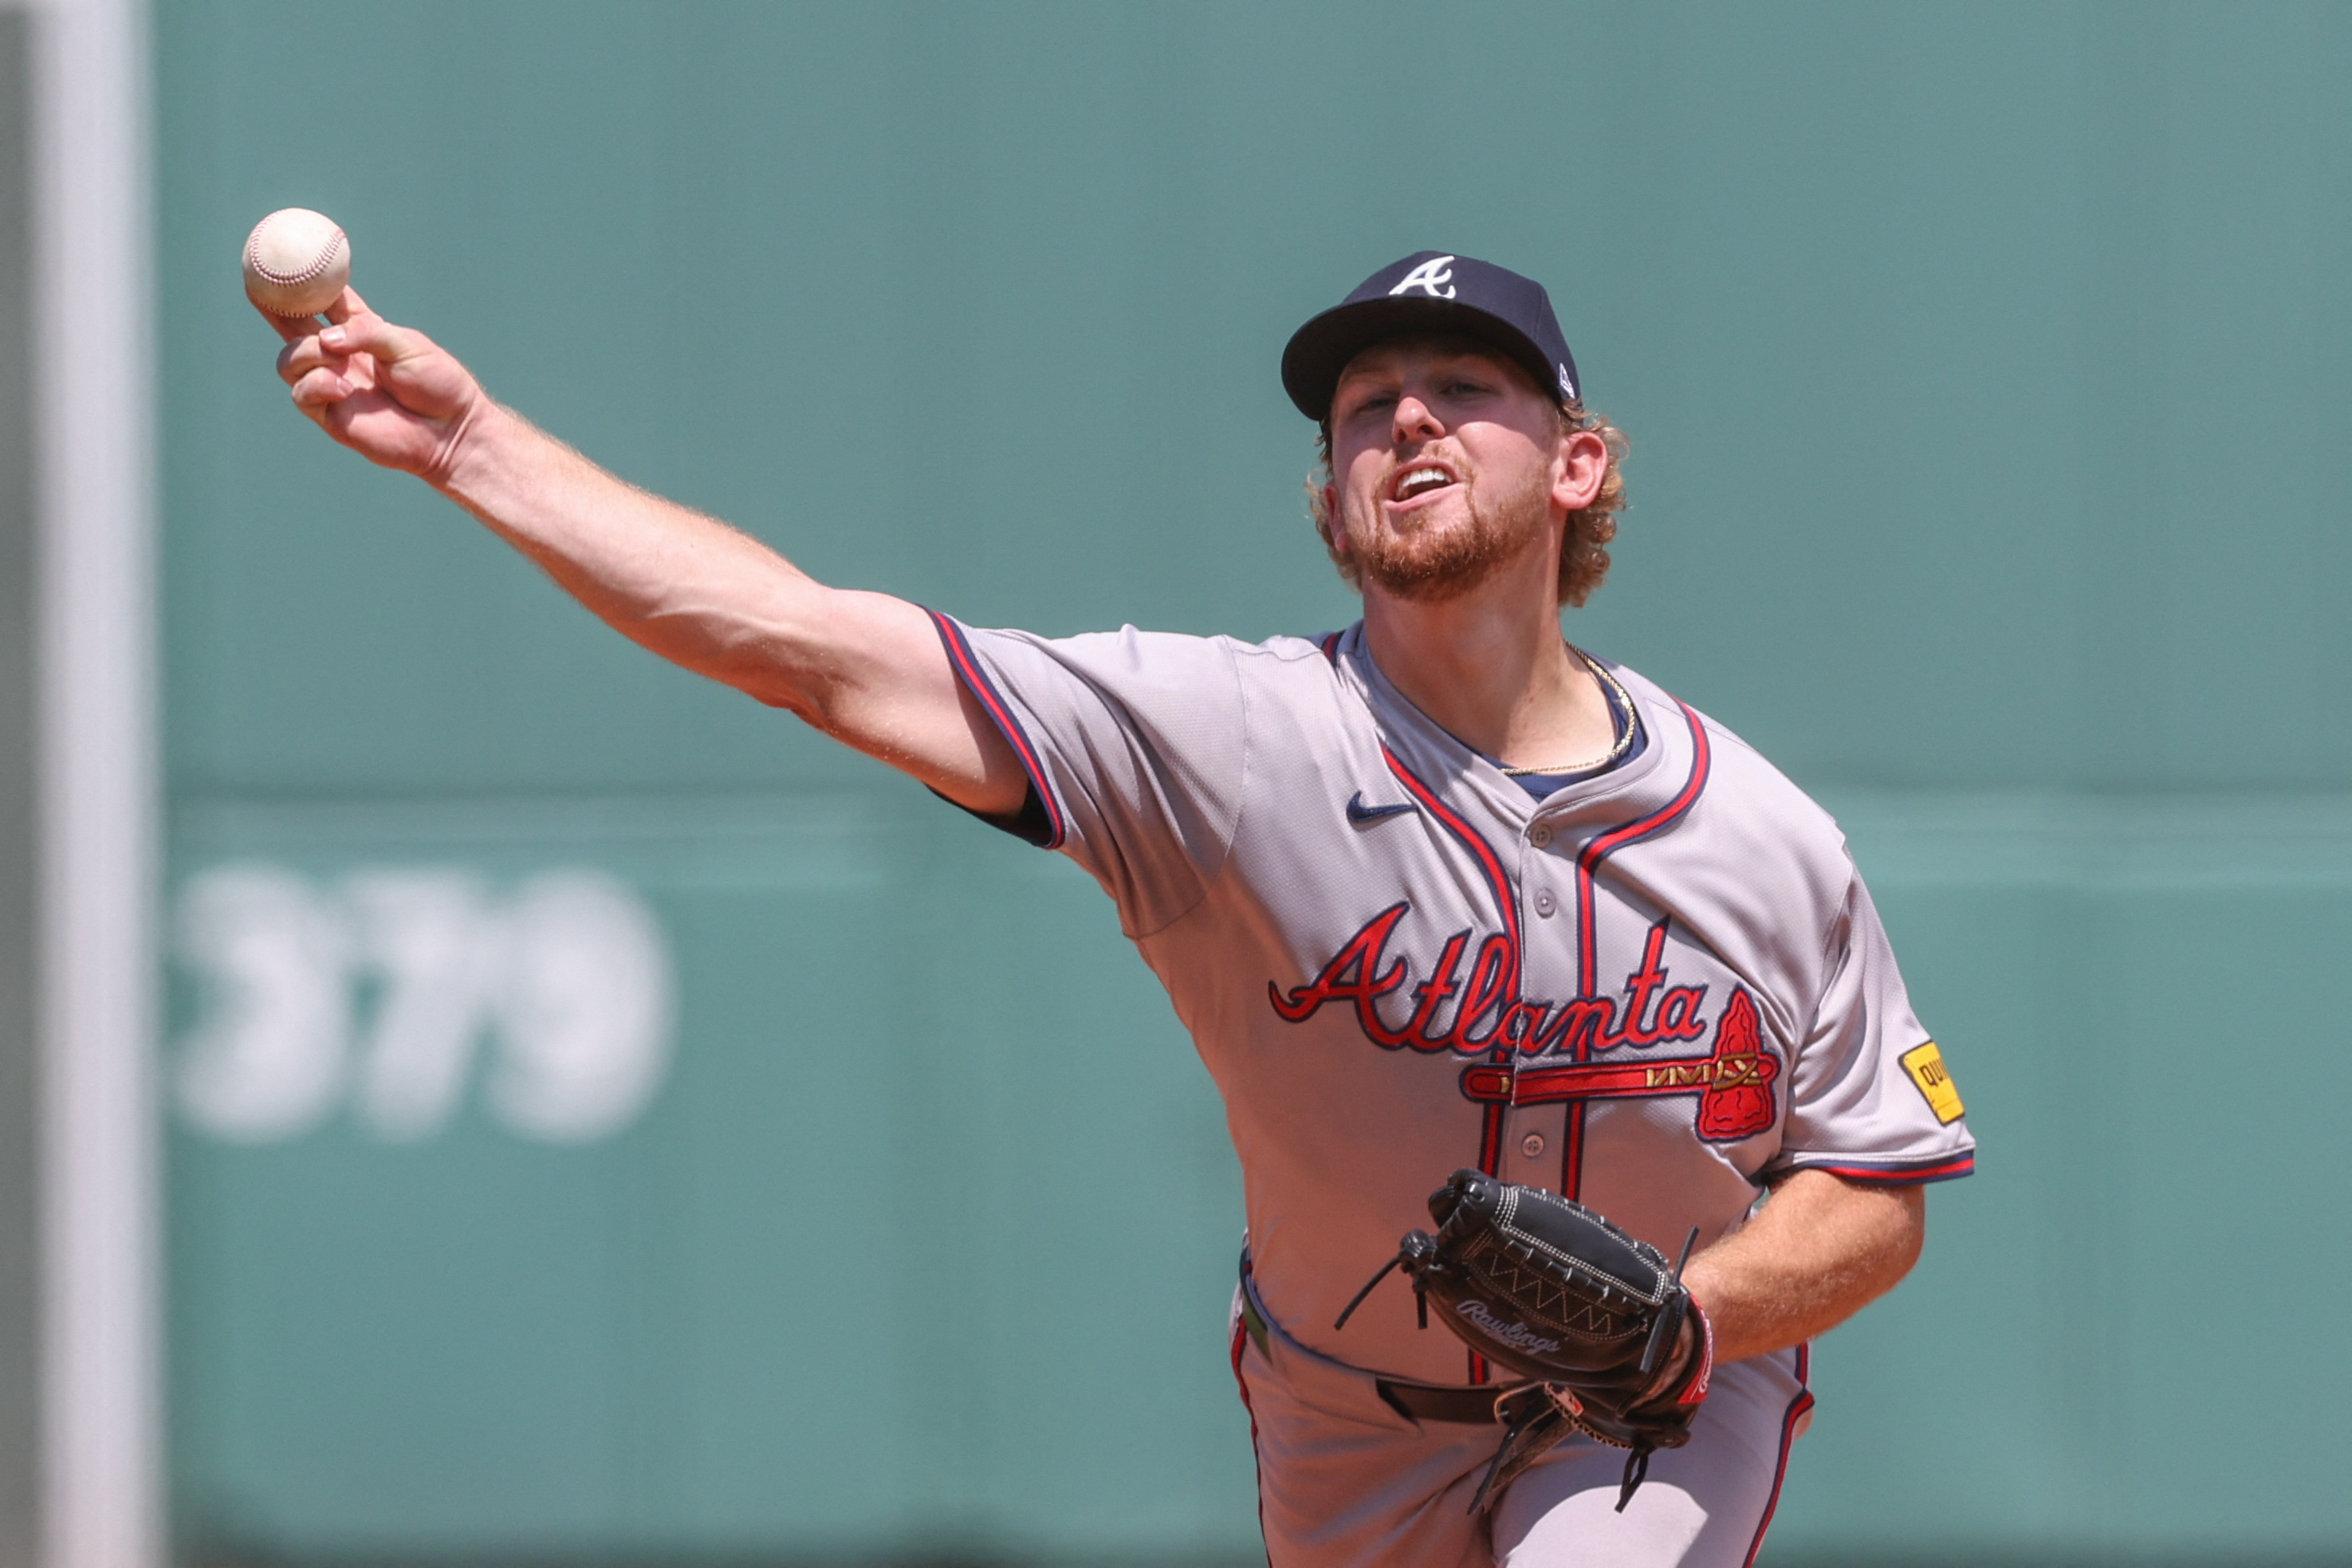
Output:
[265, 291, 1028, 815]
[1682, 1169, 1925, 1364]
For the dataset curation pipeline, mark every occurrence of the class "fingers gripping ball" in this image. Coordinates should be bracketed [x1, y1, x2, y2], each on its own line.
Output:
[1334, 1170, 1713, 1515]
[243, 209, 350, 318]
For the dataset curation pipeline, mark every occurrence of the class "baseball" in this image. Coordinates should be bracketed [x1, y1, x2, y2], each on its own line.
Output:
[242, 208, 350, 317]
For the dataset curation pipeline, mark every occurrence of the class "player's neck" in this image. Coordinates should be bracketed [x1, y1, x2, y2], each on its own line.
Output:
[1360, 568, 1612, 771]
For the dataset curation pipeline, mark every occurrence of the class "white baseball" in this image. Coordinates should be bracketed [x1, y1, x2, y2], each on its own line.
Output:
[242, 208, 351, 318]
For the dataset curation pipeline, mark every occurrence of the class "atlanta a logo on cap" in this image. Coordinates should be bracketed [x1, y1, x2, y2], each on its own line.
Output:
[1388, 256, 1457, 299]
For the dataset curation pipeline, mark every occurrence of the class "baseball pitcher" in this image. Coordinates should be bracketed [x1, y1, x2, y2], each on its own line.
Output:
[260, 249, 1974, 1567]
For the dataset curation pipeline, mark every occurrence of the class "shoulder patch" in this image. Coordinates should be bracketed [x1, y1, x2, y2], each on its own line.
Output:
[1899, 1042, 1965, 1124]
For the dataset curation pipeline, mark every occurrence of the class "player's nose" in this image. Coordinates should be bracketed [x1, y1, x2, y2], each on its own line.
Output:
[1391, 392, 1445, 445]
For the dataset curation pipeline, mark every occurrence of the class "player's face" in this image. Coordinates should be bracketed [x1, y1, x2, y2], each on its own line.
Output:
[1323, 337, 1571, 603]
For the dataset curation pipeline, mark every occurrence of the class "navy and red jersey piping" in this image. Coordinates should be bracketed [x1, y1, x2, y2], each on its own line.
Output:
[1573, 698, 1712, 1003]
[1228, 1261, 1272, 1568]
[1378, 743, 1521, 1387]
[1787, 1150, 1975, 1184]
[1559, 696, 1711, 1201]
[925, 611, 1068, 850]
[1740, 1345, 1813, 1568]
[1379, 747, 1524, 1004]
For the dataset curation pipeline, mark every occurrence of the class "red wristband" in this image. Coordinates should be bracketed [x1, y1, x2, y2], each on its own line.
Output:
[1676, 1298, 1715, 1407]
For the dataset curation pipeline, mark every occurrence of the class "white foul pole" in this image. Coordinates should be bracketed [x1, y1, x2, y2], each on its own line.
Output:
[26, 0, 160, 1562]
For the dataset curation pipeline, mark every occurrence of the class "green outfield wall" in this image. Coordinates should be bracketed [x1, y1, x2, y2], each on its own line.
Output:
[155, 2, 2352, 1562]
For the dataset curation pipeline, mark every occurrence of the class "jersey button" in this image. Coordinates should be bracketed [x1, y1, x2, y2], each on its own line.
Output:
[1528, 825, 1552, 848]
[1520, 1131, 1547, 1158]
[1532, 890, 1557, 918]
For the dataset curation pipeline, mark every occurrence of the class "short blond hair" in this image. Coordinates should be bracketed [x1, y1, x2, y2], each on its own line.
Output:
[1305, 402, 1628, 607]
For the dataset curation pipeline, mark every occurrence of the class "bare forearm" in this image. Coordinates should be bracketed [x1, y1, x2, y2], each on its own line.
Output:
[1682, 1170, 1925, 1364]
[429, 403, 1021, 806]
[434, 400, 826, 709]
[273, 298, 1026, 813]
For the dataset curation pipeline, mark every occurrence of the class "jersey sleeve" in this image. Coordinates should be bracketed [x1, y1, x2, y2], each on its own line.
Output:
[928, 612, 1249, 937]
[1764, 869, 1976, 1185]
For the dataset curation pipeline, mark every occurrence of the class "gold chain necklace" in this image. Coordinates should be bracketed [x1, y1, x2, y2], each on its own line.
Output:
[1496, 648, 1637, 777]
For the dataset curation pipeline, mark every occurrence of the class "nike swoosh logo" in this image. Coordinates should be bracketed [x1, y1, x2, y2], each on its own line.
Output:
[1345, 792, 1417, 826]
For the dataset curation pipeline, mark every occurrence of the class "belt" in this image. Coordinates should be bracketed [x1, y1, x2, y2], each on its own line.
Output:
[1376, 1379, 1512, 1425]
[1238, 1286, 1271, 1361]
[1235, 1256, 1510, 1427]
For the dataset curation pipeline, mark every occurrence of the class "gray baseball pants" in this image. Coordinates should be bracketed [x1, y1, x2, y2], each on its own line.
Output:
[1230, 1270, 1813, 1567]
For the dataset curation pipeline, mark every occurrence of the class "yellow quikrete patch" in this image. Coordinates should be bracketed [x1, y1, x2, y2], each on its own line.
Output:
[1900, 1042, 1965, 1124]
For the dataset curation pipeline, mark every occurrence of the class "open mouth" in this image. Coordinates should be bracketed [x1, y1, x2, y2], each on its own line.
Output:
[1389, 462, 1461, 505]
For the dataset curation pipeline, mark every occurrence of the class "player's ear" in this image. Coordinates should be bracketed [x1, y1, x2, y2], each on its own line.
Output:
[1553, 426, 1608, 516]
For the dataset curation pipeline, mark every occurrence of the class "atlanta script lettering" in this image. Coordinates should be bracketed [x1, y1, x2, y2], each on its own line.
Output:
[1267, 906, 1780, 1142]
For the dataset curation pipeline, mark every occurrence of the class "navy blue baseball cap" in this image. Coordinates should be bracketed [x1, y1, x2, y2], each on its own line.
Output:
[1281, 251, 1580, 422]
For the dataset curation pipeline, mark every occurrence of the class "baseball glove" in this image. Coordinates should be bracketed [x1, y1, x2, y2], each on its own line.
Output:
[1334, 1169, 1713, 1514]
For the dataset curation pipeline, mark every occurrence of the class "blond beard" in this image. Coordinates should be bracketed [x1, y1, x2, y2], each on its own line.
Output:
[1345, 462, 1555, 603]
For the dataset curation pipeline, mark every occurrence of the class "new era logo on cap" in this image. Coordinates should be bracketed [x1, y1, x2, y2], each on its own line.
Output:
[1282, 250, 1581, 421]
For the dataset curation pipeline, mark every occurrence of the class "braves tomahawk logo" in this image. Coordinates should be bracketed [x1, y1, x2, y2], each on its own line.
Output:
[1268, 910, 1779, 1143]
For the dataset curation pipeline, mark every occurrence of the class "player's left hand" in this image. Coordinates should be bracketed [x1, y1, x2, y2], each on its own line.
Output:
[1334, 1169, 1712, 1514]
[262, 288, 488, 483]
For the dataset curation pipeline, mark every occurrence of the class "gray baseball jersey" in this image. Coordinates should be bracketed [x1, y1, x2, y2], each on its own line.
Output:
[931, 614, 1972, 1389]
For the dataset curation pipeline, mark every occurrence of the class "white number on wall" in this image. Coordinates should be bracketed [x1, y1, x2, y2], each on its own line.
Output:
[175, 866, 354, 1142]
[345, 870, 503, 1142]
[488, 873, 675, 1143]
[172, 864, 675, 1145]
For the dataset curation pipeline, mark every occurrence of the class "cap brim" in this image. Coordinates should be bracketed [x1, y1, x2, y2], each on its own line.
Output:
[1280, 296, 1564, 422]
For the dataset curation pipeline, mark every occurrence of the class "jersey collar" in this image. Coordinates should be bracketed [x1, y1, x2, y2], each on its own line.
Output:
[1328, 621, 1695, 835]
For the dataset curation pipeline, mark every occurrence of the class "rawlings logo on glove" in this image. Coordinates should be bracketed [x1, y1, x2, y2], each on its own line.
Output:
[1335, 1169, 1714, 1514]
[1453, 1300, 1563, 1354]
